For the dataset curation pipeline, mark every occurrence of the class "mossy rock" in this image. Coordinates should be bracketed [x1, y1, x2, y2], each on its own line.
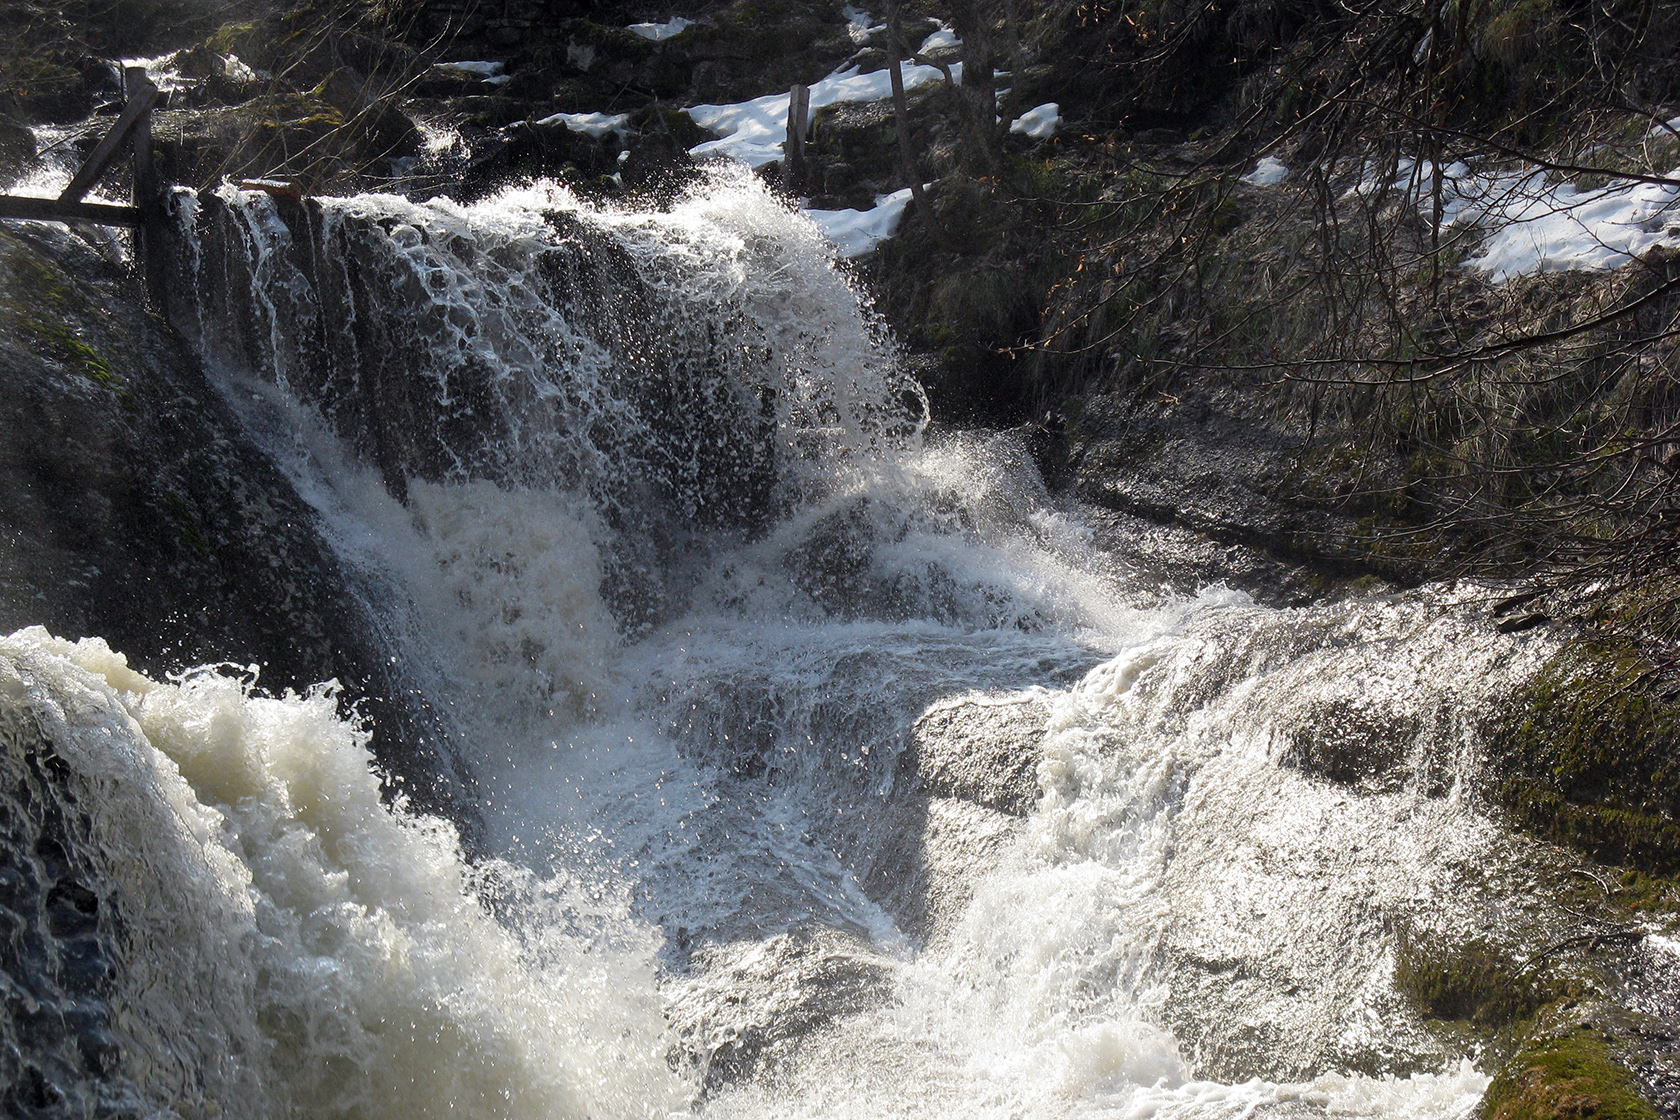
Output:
[0, 245, 128, 396]
[0, 53, 114, 125]
[1482, 1029, 1657, 1120]
[156, 84, 419, 191]
[1489, 637, 1680, 874]
[630, 105, 709, 151]
[807, 100, 900, 202]
[1394, 930, 1547, 1029]
[674, 0, 853, 102]
[205, 19, 259, 57]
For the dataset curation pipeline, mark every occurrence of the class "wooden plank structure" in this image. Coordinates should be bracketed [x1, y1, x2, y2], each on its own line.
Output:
[784, 82, 810, 195]
[0, 66, 169, 297]
[0, 196, 143, 226]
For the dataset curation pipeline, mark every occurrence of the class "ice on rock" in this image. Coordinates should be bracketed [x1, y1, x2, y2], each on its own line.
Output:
[535, 111, 632, 139]
[433, 60, 511, 85]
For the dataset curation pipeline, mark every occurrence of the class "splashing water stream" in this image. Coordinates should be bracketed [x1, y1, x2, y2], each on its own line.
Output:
[1, 169, 1566, 1118]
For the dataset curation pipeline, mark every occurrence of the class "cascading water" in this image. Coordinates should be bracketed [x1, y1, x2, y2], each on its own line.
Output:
[2, 167, 1569, 1118]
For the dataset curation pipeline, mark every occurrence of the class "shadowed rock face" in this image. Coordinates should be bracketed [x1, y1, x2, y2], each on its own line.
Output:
[0, 224, 477, 832]
[0, 697, 133, 1120]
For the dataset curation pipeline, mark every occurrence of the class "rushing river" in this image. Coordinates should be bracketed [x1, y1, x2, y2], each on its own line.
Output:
[1, 170, 1561, 1118]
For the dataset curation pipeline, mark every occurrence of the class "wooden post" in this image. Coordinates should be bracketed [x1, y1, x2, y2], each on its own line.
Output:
[125, 66, 168, 305]
[0, 67, 160, 248]
[785, 83, 810, 195]
[57, 72, 160, 204]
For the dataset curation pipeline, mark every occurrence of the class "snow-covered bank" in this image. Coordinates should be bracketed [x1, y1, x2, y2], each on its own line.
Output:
[1360, 156, 1680, 281]
[686, 54, 962, 169]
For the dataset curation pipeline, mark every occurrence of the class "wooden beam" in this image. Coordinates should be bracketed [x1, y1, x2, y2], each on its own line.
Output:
[58, 70, 161, 205]
[785, 83, 810, 195]
[0, 195, 142, 226]
[128, 66, 168, 304]
[236, 179, 304, 202]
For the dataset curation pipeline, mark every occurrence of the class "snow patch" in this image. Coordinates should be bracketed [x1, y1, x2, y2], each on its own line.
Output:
[687, 58, 961, 168]
[843, 5, 885, 43]
[804, 187, 917, 257]
[1365, 157, 1680, 282]
[1647, 114, 1680, 139]
[919, 25, 961, 54]
[627, 17, 693, 41]
[434, 60, 511, 85]
[1009, 102, 1061, 140]
[1241, 156, 1290, 186]
[536, 111, 633, 139]
[223, 54, 258, 83]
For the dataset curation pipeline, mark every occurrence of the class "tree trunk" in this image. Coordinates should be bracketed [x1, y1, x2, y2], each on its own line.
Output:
[945, 0, 1003, 178]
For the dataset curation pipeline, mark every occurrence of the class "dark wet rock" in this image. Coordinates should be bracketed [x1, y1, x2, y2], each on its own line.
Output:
[153, 88, 420, 192]
[1494, 611, 1549, 633]
[456, 115, 629, 192]
[1274, 694, 1432, 794]
[0, 115, 35, 187]
[1064, 387, 1430, 587]
[0, 223, 477, 835]
[859, 694, 1050, 939]
[862, 792, 1018, 941]
[1076, 506, 1377, 608]
[0, 698, 134, 1120]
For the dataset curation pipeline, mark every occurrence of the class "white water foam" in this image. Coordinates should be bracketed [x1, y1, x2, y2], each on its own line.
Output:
[0, 627, 683, 1119]
[99, 168, 1576, 1118]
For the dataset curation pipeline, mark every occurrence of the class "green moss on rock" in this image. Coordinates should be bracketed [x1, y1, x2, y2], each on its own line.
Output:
[1490, 637, 1680, 874]
[1481, 1029, 1657, 1120]
[1394, 933, 1546, 1028]
[1, 246, 127, 395]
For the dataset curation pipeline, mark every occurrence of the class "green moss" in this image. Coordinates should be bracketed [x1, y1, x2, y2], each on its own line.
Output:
[1607, 868, 1680, 914]
[1482, 1029, 1656, 1120]
[0, 242, 124, 394]
[1395, 932, 1546, 1028]
[247, 92, 345, 130]
[630, 105, 709, 150]
[549, 18, 653, 57]
[1491, 637, 1680, 874]
[24, 321, 123, 392]
[206, 20, 258, 56]
[1476, 0, 1558, 71]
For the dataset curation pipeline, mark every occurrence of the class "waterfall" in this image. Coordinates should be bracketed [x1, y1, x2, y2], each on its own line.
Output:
[1, 168, 1559, 1118]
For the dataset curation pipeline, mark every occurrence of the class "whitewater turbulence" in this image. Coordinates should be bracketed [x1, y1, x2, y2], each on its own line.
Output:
[1, 167, 1559, 1119]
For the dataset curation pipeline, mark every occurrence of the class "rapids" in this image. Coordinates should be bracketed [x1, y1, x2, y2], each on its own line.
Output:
[1, 169, 1566, 1118]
